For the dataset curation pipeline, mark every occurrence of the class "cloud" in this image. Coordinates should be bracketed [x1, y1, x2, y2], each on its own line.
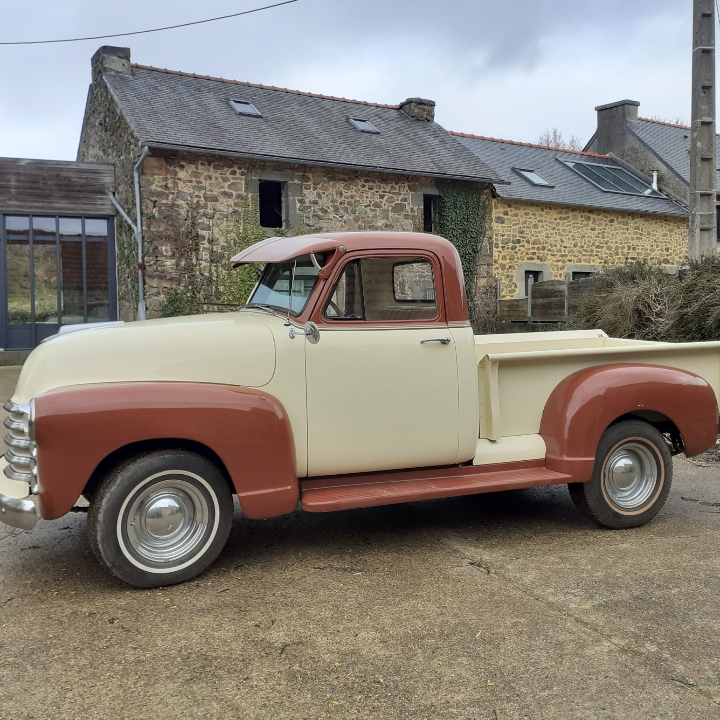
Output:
[0, 0, 695, 159]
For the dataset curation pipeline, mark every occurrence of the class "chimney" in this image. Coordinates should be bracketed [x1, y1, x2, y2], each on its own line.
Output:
[592, 99, 640, 155]
[399, 97, 436, 122]
[91, 46, 131, 83]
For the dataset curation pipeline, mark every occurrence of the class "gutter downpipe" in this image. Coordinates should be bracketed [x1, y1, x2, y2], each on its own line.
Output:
[107, 147, 149, 320]
[133, 146, 150, 320]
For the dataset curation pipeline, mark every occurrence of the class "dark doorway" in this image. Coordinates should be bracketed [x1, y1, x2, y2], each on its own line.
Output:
[259, 181, 284, 228]
[423, 194, 438, 233]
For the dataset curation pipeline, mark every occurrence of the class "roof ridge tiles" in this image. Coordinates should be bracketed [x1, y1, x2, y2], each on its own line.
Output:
[637, 117, 690, 130]
[636, 116, 720, 137]
[129, 63, 401, 109]
[448, 131, 611, 159]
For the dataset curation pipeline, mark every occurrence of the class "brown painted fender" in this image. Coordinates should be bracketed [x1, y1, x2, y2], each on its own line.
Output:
[539, 364, 719, 482]
[34, 382, 298, 521]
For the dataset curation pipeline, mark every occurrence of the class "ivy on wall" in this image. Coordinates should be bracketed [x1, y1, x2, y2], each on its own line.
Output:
[160, 198, 269, 317]
[434, 180, 489, 328]
[115, 224, 139, 320]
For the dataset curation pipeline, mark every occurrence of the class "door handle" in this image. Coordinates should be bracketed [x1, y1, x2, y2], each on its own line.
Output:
[420, 337, 452, 345]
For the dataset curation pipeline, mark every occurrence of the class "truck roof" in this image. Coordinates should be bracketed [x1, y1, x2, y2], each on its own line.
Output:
[230, 231, 458, 266]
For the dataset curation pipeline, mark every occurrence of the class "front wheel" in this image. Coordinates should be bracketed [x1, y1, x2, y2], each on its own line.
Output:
[88, 450, 233, 588]
[568, 420, 672, 529]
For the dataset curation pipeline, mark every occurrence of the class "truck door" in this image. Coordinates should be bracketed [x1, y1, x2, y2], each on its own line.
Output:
[304, 254, 460, 477]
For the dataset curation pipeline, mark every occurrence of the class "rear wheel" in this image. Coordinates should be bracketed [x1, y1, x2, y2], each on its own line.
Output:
[568, 420, 672, 529]
[88, 450, 233, 588]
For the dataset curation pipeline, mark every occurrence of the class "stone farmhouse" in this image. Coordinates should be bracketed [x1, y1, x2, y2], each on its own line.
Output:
[451, 132, 687, 299]
[77, 46, 500, 320]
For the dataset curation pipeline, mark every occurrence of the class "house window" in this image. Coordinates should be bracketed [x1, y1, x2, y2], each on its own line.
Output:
[0, 213, 116, 349]
[349, 118, 380, 134]
[229, 100, 262, 117]
[259, 180, 284, 228]
[513, 168, 554, 187]
[562, 160, 663, 197]
[525, 270, 541, 296]
[423, 194, 437, 233]
[572, 271, 594, 281]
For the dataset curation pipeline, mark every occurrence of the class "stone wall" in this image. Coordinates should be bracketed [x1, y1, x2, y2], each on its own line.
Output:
[493, 198, 688, 298]
[77, 80, 143, 320]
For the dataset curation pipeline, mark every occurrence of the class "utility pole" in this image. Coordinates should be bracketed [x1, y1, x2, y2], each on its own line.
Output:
[689, 0, 717, 259]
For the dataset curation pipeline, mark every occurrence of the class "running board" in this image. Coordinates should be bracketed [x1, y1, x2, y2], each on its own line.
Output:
[301, 461, 572, 512]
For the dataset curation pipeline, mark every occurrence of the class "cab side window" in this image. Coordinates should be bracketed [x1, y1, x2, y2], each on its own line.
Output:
[324, 257, 437, 321]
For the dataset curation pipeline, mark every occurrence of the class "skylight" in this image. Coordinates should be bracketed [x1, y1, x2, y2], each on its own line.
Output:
[349, 118, 379, 134]
[513, 168, 554, 187]
[230, 100, 262, 117]
[562, 160, 663, 197]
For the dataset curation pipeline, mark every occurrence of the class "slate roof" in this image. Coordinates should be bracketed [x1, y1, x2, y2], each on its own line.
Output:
[625, 118, 720, 187]
[451, 132, 687, 217]
[102, 65, 501, 184]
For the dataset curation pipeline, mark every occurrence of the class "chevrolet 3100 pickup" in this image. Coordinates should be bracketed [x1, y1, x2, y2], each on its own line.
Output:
[1, 232, 718, 587]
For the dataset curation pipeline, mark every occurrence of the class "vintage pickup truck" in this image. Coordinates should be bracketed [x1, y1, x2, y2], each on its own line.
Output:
[1, 232, 718, 587]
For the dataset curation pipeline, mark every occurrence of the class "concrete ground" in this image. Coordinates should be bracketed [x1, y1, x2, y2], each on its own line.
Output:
[1, 366, 720, 719]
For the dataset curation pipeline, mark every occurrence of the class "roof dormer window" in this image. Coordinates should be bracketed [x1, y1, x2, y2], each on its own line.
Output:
[562, 160, 663, 197]
[513, 167, 554, 187]
[349, 118, 379, 134]
[230, 100, 262, 117]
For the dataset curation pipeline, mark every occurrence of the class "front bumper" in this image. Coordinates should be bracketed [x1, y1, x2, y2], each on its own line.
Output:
[0, 491, 38, 530]
[0, 457, 38, 530]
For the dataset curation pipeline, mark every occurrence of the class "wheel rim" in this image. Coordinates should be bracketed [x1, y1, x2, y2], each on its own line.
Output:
[602, 441, 659, 511]
[118, 471, 219, 572]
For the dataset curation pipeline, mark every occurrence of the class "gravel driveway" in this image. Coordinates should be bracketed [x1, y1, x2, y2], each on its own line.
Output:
[1, 366, 719, 719]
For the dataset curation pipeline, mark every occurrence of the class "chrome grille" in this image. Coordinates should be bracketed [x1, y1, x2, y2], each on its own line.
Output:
[3, 400, 37, 492]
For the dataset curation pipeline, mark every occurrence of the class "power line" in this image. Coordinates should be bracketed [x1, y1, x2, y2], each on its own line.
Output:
[0, 0, 298, 46]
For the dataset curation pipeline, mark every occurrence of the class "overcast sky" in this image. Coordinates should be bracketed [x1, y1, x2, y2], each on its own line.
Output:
[0, 0, 698, 160]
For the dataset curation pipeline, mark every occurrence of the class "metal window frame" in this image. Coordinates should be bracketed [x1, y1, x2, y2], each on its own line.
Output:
[511, 167, 554, 188]
[229, 99, 262, 117]
[559, 159, 664, 198]
[348, 117, 380, 134]
[0, 213, 117, 349]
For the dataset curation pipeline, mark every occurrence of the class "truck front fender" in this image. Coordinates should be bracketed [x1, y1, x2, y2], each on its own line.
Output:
[34, 382, 298, 521]
[540, 364, 718, 482]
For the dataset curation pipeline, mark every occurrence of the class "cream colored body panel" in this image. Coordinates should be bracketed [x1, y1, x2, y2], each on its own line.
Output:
[476, 331, 720, 442]
[452, 325, 480, 463]
[255, 315, 310, 476]
[474, 435, 546, 465]
[305, 325, 460, 476]
[13, 313, 276, 403]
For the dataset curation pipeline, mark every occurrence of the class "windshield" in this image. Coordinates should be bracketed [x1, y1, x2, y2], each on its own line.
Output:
[248, 254, 323, 316]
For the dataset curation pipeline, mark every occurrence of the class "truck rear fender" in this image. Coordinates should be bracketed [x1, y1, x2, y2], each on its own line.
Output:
[34, 382, 298, 521]
[540, 364, 718, 482]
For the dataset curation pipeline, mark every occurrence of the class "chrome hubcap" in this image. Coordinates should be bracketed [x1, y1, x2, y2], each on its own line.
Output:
[124, 477, 211, 565]
[603, 442, 659, 510]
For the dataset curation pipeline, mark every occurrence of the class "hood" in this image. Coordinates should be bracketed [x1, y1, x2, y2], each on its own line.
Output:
[12, 312, 276, 403]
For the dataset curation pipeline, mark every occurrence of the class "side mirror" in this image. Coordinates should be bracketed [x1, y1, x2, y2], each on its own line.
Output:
[304, 321, 320, 344]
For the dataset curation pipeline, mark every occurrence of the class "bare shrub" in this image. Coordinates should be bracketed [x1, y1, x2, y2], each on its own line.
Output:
[666, 255, 720, 342]
[572, 262, 673, 340]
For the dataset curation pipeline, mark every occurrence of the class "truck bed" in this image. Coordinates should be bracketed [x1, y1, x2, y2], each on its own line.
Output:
[473, 329, 720, 455]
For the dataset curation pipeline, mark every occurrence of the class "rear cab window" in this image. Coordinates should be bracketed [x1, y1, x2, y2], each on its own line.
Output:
[324, 256, 437, 322]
